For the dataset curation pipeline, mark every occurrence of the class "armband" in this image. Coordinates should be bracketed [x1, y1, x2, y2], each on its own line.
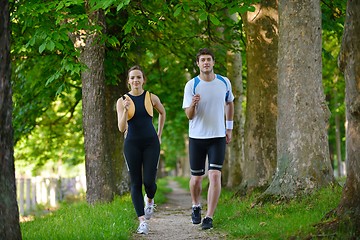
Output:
[226, 120, 233, 130]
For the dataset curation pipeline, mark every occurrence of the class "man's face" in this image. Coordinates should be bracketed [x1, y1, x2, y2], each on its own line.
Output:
[197, 54, 215, 74]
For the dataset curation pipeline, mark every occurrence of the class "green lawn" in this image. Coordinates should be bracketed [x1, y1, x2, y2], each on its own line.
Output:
[174, 176, 344, 239]
[21, 176, 344, 239]
[21, 178, 170, 240]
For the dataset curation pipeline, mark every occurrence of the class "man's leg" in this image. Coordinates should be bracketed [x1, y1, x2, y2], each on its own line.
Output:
[205, 170, 221, 218]
[190, 175, 203, 205]
[190, 175, 203, 224]
[188, 137, 207, 224]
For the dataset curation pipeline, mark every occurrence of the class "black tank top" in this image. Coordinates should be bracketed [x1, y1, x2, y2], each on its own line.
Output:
[126, 91, 157, 140]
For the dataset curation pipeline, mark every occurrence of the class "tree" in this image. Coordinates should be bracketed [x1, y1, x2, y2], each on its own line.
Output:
[225, 48, 243, 188]
[241, 0, 278, 193]
[261, 0, 335, 199]
[80, 2, 117, 203]
[0, 0, 22, 238]
[222, 10, 244, 188]
[331, 0, 360, 234]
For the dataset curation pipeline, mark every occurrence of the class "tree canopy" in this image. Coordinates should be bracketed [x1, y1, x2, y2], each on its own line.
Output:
[11, 0, 346, 178]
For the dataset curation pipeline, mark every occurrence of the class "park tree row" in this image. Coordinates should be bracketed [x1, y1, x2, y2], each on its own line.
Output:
[1, 0, 359, 238]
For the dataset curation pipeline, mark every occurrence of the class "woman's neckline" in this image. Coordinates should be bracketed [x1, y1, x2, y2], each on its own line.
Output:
[128, 90, 145, 96]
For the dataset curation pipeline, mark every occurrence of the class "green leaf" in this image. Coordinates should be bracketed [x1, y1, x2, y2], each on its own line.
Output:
[183, 3, 190, 12]
[248, 6, 256, 13]
[47, 40, 55, 51]
[45, 75, 55, 86]
[55, 83, 65, 96]
[117, 0, 131, 11]
[174, 6, 182, 17]
[123, 16, 137, 35]
[199, 11, 207, 21]
[39, 43, 46, 53]
[209, 15, 220, 25]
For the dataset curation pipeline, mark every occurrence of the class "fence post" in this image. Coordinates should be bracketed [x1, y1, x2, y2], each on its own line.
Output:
[49, 178, 57, 207]
[26, 178, 31, 212]
[31, 178, 37, 209]
[18, 178, 24, 216]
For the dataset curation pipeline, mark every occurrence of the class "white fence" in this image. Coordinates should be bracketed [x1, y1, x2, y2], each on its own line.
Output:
[16, 176, 86, 216]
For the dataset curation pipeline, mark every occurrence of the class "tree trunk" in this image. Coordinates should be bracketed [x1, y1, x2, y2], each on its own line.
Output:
[105, 79, 130, 195]
[81, 6, 113, 204]
[335, 0, 360, 233]
[242, 0, 278, 192]
[262, 0, 335, 199]
[225, 47, 244, 188]
[0, 0, 22, 238]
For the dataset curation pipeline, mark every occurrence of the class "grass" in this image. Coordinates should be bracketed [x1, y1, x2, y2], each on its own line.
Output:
[20, 178, 171, 240]
[216, 187, 342, 239]
[174, 176, 343, 239]
[21, 176, 343, 239]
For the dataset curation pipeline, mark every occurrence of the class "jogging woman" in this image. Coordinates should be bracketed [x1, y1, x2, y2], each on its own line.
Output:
[116, 65, 166, 234]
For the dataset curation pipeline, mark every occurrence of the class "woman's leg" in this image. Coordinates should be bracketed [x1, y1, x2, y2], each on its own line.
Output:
[142, 138, 160, 199]
[124, 140, 145, 217]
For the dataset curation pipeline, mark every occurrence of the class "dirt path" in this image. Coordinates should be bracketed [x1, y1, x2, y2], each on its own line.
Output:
[132, 180, 227, 240]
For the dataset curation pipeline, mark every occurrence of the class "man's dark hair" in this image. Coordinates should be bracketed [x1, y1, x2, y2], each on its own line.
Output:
[196, 48, 215, 62]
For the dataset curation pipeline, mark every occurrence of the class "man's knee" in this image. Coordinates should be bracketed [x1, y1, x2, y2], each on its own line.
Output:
[208, 170, 221, 182]
[190, 175, 203, 186]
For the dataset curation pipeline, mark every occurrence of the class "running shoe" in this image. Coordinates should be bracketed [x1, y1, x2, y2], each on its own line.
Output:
[201, 217, 213, 230]
[144, 195, 156, 220]
[191, 206, 201, 224]
[137, 221, 149, 234]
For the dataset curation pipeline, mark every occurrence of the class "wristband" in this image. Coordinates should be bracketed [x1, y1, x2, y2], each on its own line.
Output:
[226, 120, 233, 130]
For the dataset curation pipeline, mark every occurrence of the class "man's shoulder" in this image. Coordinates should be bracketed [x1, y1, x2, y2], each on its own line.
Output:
[184, 78, 195, 88]
[215, 74, 230, 81]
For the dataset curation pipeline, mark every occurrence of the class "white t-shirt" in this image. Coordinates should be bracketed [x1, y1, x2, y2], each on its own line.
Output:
[182, 75, 234, 139]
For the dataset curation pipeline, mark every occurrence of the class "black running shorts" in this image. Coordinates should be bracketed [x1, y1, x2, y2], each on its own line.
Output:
[189, 137, 226, 176]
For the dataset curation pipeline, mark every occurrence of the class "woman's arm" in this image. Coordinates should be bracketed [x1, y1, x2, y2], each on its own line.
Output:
[116, 96, 129, 133]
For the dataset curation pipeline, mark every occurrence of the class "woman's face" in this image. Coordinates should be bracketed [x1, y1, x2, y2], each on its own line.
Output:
[128, 69, 144, 90]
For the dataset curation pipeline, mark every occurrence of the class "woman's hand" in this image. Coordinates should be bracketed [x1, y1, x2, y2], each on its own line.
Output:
[122, 95, 130, 111]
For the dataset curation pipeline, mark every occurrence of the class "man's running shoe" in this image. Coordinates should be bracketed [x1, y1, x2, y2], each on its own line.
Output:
[201, 217, 213, 230]
[137, 221, 149, 234]
[191, 206, 201, 224]
[144, 194, 156, 220]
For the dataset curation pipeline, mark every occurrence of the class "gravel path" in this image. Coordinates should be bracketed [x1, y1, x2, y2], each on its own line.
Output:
[132, 180, 227, 240]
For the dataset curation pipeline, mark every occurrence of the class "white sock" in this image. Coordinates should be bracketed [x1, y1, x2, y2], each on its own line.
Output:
[146, 196, 154, 206]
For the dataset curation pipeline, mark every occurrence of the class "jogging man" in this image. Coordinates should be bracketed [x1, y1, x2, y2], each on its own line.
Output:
[182, 48, 234, 230]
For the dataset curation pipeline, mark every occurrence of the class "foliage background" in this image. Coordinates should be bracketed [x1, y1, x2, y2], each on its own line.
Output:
[10, 0, 346, 177]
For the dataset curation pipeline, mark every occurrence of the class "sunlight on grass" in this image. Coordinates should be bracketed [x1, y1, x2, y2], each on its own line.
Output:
[21, 178, 170, 240]
[172, 176, 342, 239]
[216, 184, 342, 239]
[21, 176, 343, 239]
[21, 195, 135, 239]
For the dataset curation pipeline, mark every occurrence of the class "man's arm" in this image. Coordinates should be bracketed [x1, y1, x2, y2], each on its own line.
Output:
[225, 101, 234, 144]
[185, 94, 200, 120]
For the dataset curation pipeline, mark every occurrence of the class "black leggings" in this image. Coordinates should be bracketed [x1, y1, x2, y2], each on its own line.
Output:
[124, 136, 160, 217]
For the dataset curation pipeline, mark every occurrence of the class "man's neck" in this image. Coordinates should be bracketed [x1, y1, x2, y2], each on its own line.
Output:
[199, 72, 215, 82]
